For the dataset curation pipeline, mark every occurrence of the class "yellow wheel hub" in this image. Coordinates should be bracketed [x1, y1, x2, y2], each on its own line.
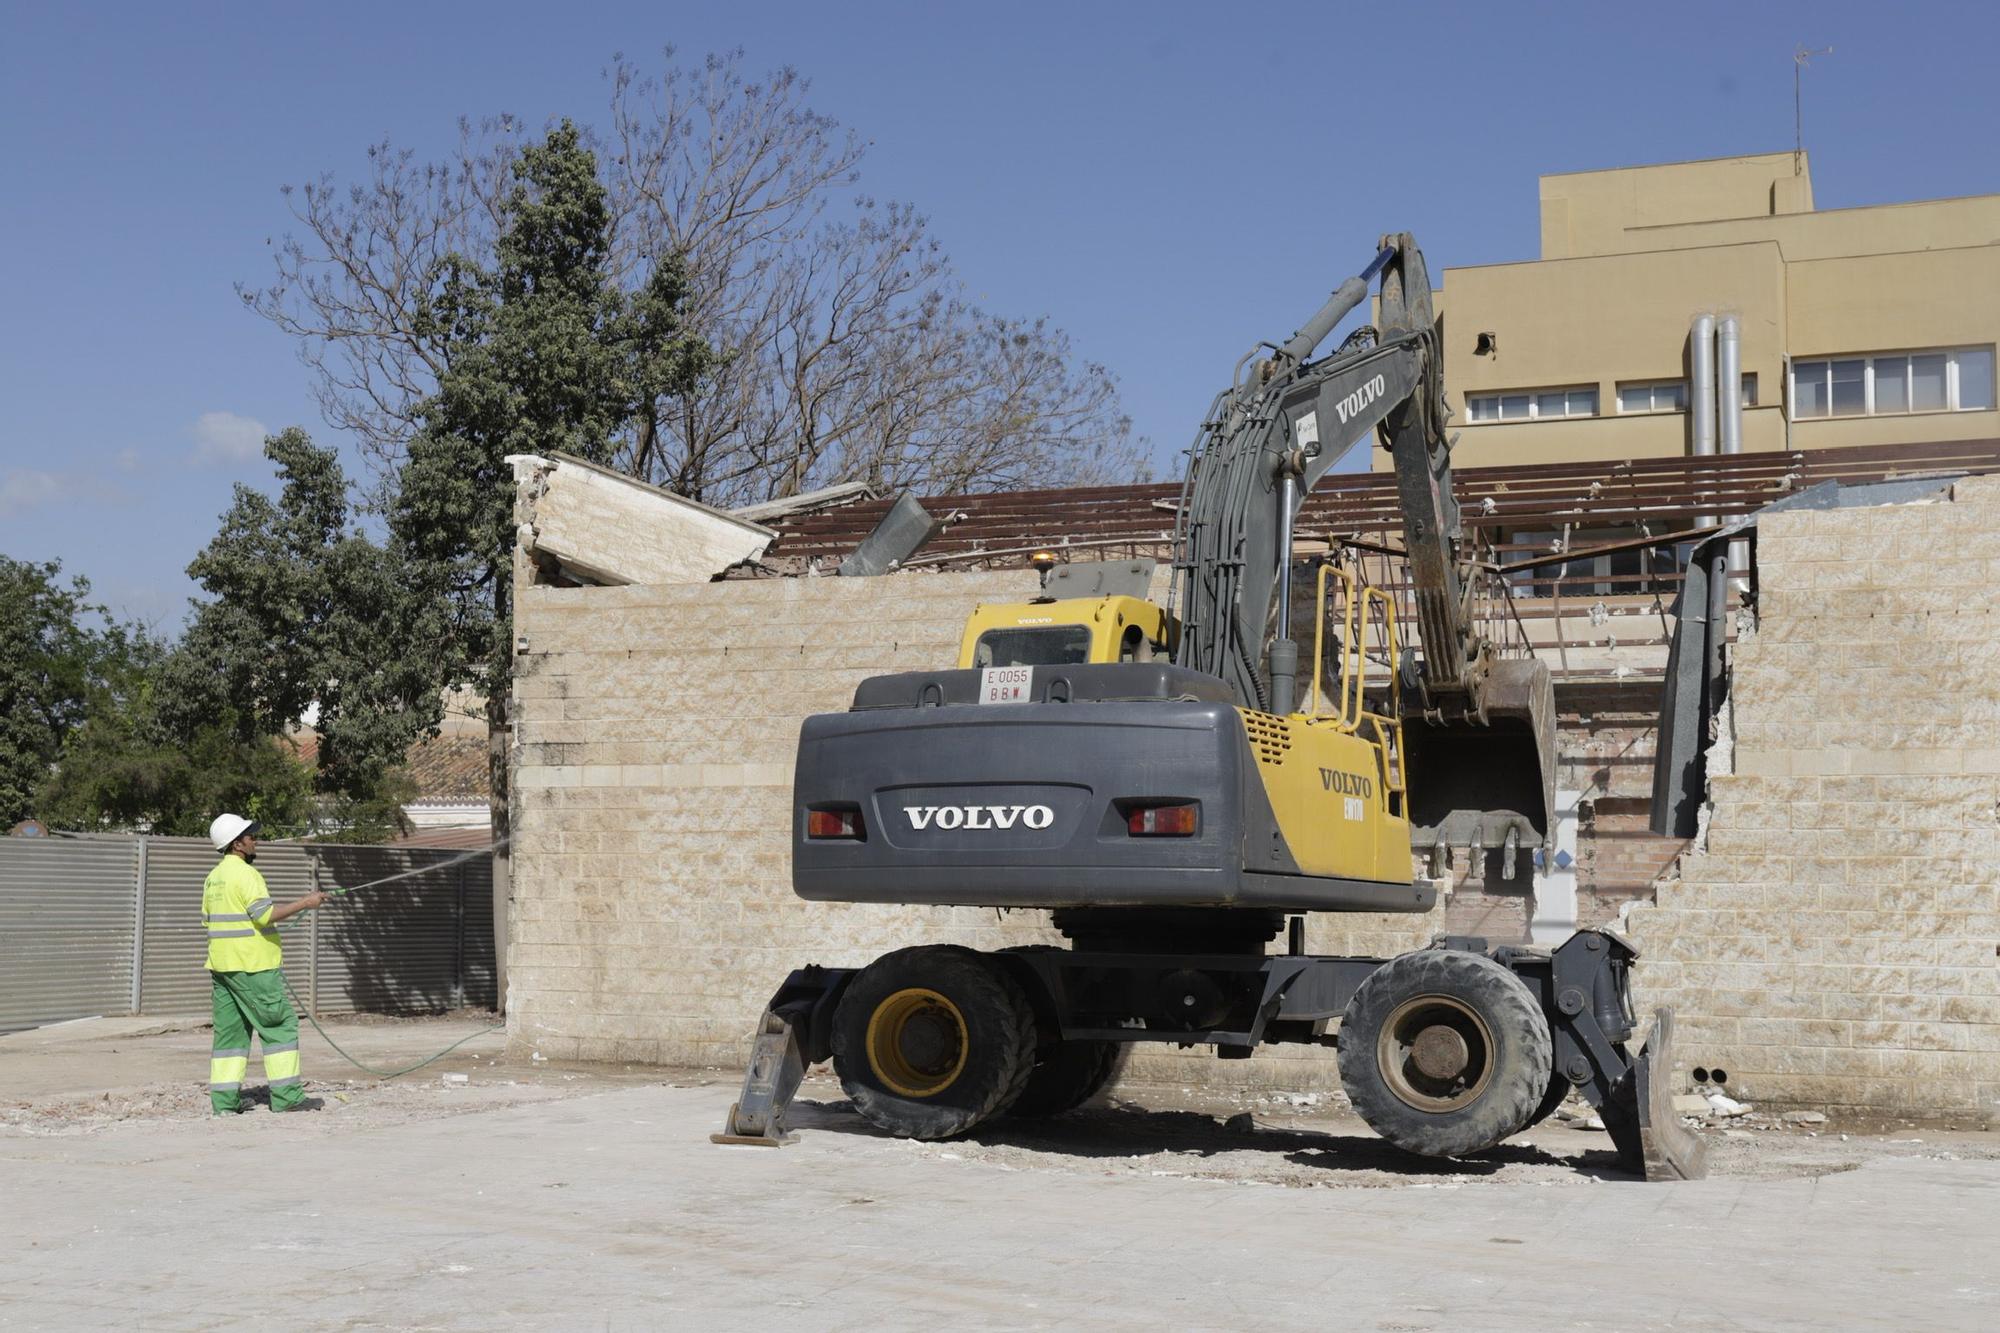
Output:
[865, 988, 969, 1098]
[1377, 994, 1495, 1113]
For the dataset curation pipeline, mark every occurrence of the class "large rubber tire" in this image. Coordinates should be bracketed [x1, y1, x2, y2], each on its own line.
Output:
[1336, 949, 1552, 1159]
[1524, 1068, 1573, 1129]
[832, 945, 1037, 1140]
[994, 944, 1123, 1120]
[1007, 1040, 1122, 1118]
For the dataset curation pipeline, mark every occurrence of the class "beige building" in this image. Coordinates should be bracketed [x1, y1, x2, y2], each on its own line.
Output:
[1396, 151, 2000, 471]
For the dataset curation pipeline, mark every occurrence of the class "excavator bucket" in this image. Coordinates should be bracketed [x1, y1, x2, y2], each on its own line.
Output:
[1403, 656, 1559, 860]
[1605, 1008, 1710, 1181]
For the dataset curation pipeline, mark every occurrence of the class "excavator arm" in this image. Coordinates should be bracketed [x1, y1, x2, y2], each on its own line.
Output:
[1171, 234, 1556, 855]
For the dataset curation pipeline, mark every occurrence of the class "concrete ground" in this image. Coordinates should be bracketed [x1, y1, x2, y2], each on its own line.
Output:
[3, 1019, 1998, 1330]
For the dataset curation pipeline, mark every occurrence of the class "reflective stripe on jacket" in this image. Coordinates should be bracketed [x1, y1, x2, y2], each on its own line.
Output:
[202, 855, 283, 972]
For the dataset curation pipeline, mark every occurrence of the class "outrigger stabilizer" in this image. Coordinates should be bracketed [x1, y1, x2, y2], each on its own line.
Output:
[712, 930, 1706, 1182]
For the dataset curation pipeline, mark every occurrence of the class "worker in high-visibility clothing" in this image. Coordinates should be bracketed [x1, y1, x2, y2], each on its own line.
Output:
[203, 813, 330, 1114]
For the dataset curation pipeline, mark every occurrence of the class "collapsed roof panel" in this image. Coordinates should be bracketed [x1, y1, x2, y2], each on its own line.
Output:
[511, 453, 775, 586]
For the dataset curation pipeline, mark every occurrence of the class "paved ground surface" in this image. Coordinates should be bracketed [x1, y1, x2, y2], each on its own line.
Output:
[3, 1019, 1998, 1330]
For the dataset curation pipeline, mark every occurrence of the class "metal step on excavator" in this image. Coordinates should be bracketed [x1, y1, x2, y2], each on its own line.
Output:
[711, 235, 1705, 1182]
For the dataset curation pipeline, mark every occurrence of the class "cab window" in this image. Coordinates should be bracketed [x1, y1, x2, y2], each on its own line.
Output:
[973, 625, 1093, 668]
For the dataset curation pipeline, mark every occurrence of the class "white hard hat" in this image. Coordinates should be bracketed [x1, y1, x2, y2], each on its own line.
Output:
[209, 813, 259, 852]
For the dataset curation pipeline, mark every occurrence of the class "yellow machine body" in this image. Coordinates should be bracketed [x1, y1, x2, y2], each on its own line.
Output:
[1234, 707, 1411, 885]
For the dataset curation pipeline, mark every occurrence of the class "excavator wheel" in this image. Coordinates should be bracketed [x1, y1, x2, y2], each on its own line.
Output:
[1524, 1068, 1576, 1130]
[1007, 1040, 1123, 1119]
[1337, 949, 1552, 1159]
[994, 945, 1123, 1119]
[831, 945, 1037, 1140]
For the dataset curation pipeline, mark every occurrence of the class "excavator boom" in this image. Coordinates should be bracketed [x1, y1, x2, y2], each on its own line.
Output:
[1171, 234, 1557, 853]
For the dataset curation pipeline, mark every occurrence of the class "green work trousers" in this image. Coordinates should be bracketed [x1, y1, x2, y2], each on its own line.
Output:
[210, 969, 304, 1113]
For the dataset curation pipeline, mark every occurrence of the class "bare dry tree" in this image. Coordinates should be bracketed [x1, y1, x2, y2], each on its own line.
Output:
[243, 48, 1145, 506]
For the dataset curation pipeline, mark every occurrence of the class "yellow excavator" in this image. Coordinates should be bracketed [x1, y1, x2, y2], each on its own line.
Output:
[714, 235, 1703, 1180]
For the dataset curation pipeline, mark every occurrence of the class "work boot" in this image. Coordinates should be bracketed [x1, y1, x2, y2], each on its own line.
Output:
[273, 1096, 326, 1113]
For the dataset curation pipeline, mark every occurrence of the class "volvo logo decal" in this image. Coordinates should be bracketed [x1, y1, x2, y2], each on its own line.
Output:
[1319, 768, 1374, 798]
[1333, 373, 1387, 426]
[904, 804, 1055, 831]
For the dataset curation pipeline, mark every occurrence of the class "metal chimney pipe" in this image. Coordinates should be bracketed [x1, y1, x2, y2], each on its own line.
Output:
[1717, 313, 1743, 456]
[1690, 312, 1717, 535]
[1717, 312, 1749, 589]
[1690, 312, 1717, 458]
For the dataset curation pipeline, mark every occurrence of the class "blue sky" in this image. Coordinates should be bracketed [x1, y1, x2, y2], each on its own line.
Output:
[3, 1, 1996, 629]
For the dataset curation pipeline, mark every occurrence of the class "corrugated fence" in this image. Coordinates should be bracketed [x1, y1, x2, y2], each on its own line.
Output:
[0, 835, 495, 1034]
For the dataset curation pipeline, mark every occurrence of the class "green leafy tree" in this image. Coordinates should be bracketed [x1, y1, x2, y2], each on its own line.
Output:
[311, 768, 419, 844]
[37, 703, 316, 838]
[393, 122, 709, 866]
[165, 427, 437, 813]
[1, 568, 318, 836]
[0, 558, 146, 825]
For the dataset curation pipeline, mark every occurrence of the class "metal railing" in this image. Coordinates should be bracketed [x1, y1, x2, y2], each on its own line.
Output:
[1306, 561, 1409, 815]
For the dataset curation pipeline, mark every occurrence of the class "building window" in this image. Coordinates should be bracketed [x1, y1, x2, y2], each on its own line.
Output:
[1467, 386, 1597, 423]
[1538, 387, 1599, 419]
[1466, 393, 1529, 422]
[1618, 377, 1755, 414]
[1791, 346, 1996, 418]
[1617, 380, 1688, 414]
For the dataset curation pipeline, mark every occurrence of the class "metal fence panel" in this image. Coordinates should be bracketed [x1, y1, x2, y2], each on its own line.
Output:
[2, 835, 494, 1029]
[310, 847, 468, 1015]
[139, 838, 318, 1017]
[458, 855, 498, 1010]
[0, 837, 140, 1034]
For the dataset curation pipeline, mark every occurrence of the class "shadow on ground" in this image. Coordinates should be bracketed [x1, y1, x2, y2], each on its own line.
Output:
[788, 1097, 1636, 1181]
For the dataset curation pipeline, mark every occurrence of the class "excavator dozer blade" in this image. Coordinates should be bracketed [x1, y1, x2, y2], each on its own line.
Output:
[711, 966, 854, 1147]
[710, 1007, 806, 1146]
[1404, 656, 1559, 855]
[1607, 1008, 1710, 1181]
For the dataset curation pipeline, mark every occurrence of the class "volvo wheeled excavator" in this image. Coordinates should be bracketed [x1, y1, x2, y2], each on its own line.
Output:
[712, 235, 1705, 1180]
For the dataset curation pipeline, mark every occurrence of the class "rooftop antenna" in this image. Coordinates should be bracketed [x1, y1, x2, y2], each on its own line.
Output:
[1794, 45, 1832, 176]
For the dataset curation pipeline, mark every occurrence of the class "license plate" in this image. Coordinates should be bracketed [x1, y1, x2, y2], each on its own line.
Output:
[979, 665, 1033, 704]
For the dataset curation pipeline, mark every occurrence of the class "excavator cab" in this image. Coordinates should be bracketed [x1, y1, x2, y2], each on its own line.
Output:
[957, 595, 1173, 669]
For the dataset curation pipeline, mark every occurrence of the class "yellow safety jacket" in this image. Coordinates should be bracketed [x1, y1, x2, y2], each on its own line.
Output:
[202, 854, 283, 972]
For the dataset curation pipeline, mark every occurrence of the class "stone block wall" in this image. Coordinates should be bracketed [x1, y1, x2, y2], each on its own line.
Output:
[507, 569, 1445, 1092]
[1627, 476, 2000, 1120]
[508, 571, 1035, 1069]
